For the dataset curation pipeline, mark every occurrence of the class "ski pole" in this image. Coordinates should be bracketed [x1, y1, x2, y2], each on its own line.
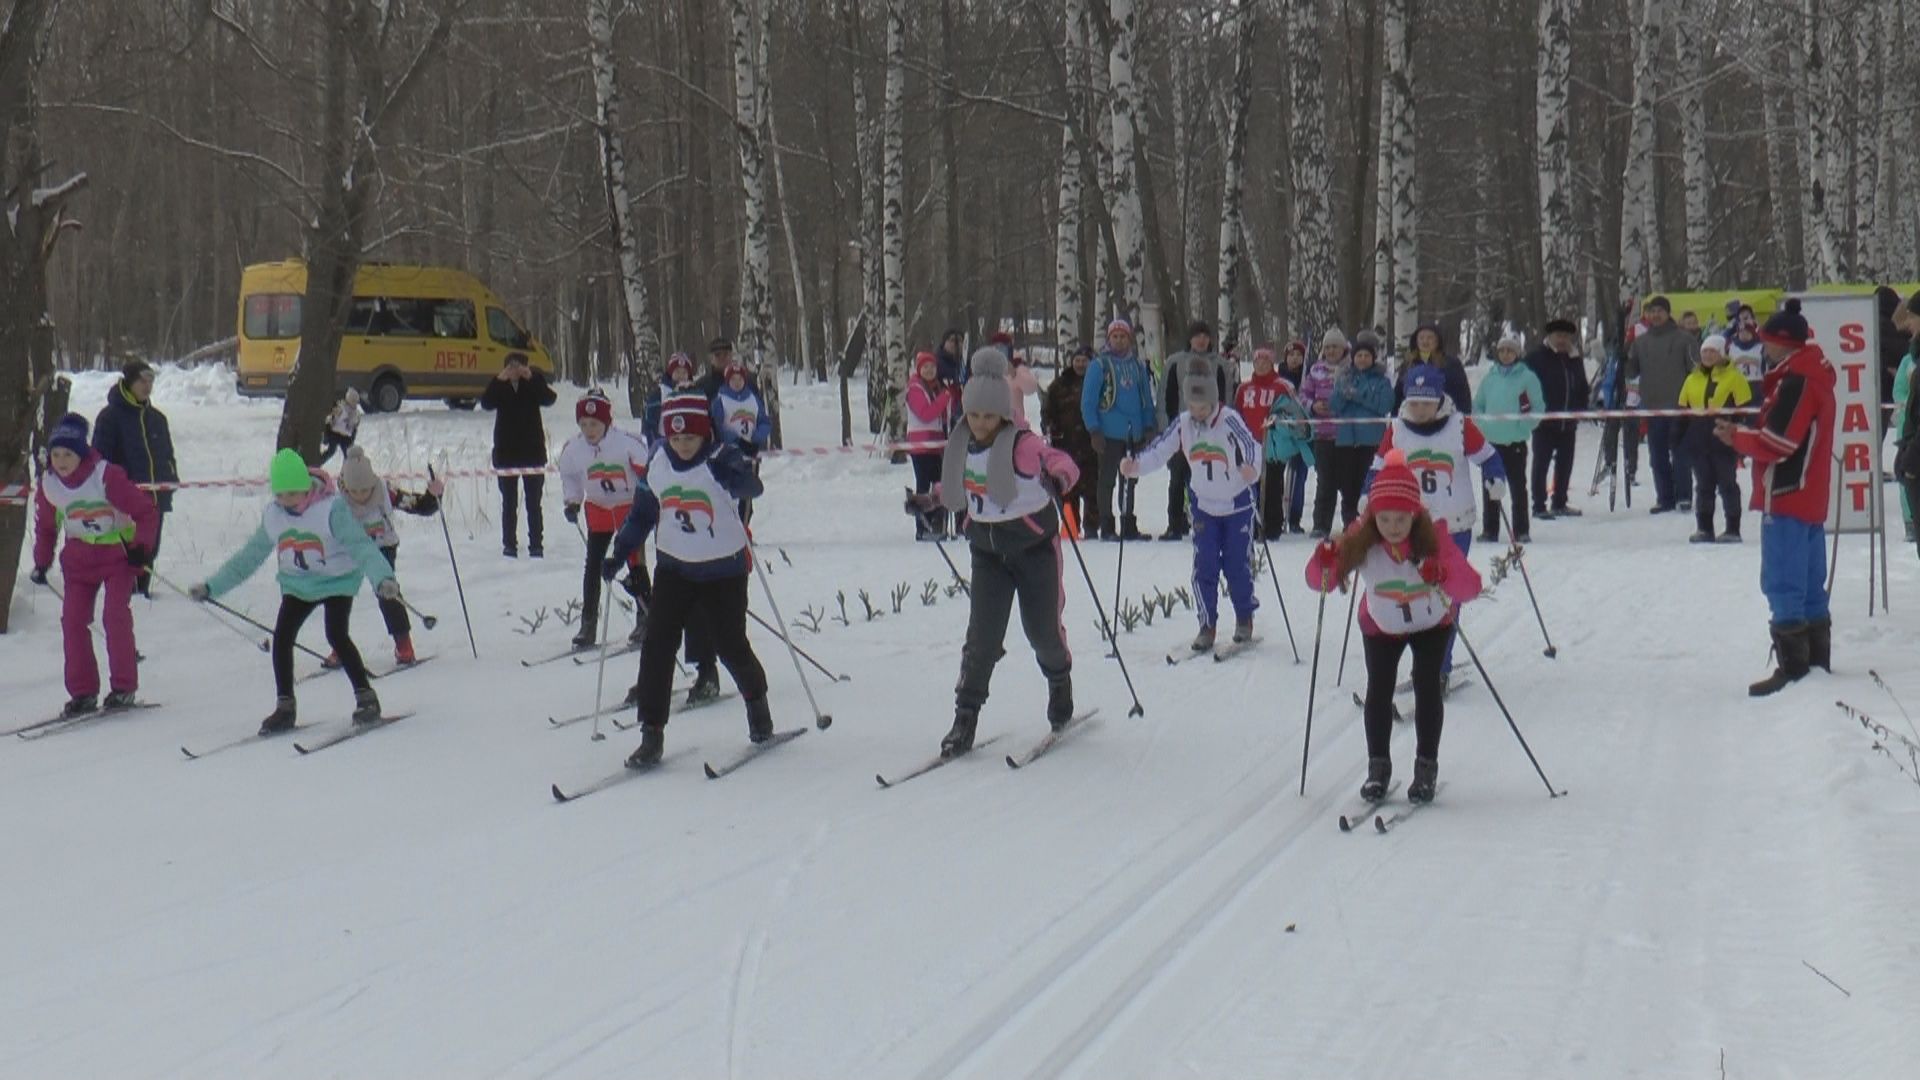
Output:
[1299, 575, 1332, 795]
[589, 589, 616, 742]
[1055, 495, 1145, 717]
[746, 606, 849, 682]
[1335, 582, 1358, 686]
[430, 464, 478, 658]
[749, 538, 834, 730]
[31, 574, 108, 643]
[154, 570, 324, 660]
[1455, 621, 1565, 797]
[906, 491, 970, 596]
[1108, 438, 1134, 658]
[401, 597, 439, 631]
[1497, 504, 1557, 658]
[1254, 465, 1301, 663]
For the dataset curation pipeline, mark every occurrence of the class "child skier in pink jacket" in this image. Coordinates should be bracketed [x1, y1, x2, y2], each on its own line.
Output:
[31, 413, 160, 717]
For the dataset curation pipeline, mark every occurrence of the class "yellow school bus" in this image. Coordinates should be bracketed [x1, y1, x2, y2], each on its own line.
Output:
[235, 260, 555, 412]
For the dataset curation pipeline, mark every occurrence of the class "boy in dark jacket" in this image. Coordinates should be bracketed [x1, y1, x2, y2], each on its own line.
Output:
[480, 351, 557, 557]
[1042, 345, 1101, 536]
[1524, 319, 1592, 518]
[91, 360, 178, 597]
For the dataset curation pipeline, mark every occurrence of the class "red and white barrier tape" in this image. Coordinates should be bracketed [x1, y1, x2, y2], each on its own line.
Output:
[5, 403, 1898, 504]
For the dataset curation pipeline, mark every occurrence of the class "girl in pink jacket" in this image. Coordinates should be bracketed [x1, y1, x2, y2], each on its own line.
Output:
[904, 351, 957, 539]
[1305, 449, 1481, 805]
[30, 413, 160, 717]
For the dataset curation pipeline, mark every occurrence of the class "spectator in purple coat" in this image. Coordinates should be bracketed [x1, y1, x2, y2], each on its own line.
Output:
[1303, 328, 1347, 535]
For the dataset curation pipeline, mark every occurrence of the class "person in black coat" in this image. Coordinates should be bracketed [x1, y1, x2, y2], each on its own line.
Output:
[91, 360, 178, 596]
[480, 351, 557, 557]
[1877, 286, 1913, 407]
[1524, 319, 1592, 517]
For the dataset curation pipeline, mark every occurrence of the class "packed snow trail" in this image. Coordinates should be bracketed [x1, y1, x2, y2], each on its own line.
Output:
[2, 370, 1918, 1078]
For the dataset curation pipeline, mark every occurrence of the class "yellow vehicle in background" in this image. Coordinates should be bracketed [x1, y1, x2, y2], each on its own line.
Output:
[236, 260, 554, 412]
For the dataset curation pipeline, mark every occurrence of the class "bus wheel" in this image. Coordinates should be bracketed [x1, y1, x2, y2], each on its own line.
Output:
[446, 397, 477, 411]
[369, 375, 405, 414]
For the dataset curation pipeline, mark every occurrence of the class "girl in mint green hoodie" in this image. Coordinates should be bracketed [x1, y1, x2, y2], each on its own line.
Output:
[191, 448, 401, 733]
[1472, 335, 1546, 541]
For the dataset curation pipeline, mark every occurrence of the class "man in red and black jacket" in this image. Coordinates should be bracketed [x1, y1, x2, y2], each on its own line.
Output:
[1716, 298, 1836, 696]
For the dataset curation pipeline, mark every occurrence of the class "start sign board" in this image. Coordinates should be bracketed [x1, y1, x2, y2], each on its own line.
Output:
[1794, 294, 1881, 534]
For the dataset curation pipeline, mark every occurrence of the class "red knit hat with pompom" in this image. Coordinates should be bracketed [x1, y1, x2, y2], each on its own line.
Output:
[1368, 449, 1424, 518]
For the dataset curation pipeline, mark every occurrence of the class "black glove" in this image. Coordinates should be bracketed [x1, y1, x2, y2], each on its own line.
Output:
[904, 488, 937, 516]
[123, 546, 151, 570]
[564, 503, 580, 525]
[29, 567, 49, 586]
[600, 555, 623, 582]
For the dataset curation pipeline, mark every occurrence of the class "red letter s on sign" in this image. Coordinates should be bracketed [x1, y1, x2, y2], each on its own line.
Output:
[1840, 323, 1867, 352]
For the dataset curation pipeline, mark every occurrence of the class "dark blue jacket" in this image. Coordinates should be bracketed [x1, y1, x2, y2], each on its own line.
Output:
[92, 381, 179, 512]
[610, 442, 763, 581]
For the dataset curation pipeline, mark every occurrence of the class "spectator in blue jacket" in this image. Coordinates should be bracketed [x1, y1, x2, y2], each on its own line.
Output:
[1080, 319, 1158, 540]
[1327, 332, 1394, 531]
[91, 360, 178, 596]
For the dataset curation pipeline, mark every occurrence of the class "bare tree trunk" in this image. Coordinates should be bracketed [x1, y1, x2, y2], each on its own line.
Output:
[878, 0, 908, 438]
[939, 0, 965, 334]
[1215, 1, 1255, 335]
[1536, 0, 1575, 316]
[1675, 8, 1710, 289]
[1106, 0, 1147, 324]
[730, 0, 774, 372]
[1384, 0, 1418, 341]
[1090, 7, 1115, 322]
[1173, 43, 1205, 321]
[843, 0, 885, 432]
[1053, 0, 1089, 353]
[1618, 0, 1660, 303]
[0, 0, 84, 634]
[589, 0, 662, 414]
[1882, 0, 1917, 277]
[1800, 0, 1839, 284]
[1761, 53, 1806, 289]
[1851, 5, 1880, 280]
[1284, 0, 1336, 335]
[1369, 75, 1394, 336]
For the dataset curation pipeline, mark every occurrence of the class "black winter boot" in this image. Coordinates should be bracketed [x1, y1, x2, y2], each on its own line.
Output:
[1408, 756, 1439, 803]
[1046, 674, 1075, 730]
[686, 665, 722, 705]
[351, 687, 383, 726]
[626, 722, 665, 768]
[1807, 617, 1832, 673]
[1360, 756, 1392, 802]
[745, 696, 774, 743]
[259, 696, 297, 735]
[1749, 623, 1811, 697]
[60, 695, 98, 719]
[1120, 515, 1147, 541]
[941, 708, 980, 758]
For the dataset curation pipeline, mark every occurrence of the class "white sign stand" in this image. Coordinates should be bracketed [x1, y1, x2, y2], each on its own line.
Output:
[1795, 293, 1890, 615]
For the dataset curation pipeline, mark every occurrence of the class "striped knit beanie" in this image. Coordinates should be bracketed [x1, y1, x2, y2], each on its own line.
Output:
[660, 392, 711, 440]
[1367, 450, 1424, 518]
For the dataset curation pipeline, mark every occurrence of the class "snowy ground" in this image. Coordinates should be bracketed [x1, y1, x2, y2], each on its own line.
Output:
[3, 365, 1919, 1079]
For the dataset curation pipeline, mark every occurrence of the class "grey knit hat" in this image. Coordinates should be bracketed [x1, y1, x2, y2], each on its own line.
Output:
[1321, 327, 1349, 350]
[1184, 370, 1219, 412]
[338, 446, 380, 493]
[967, 346, 1009, 383]
[941, 357, 1020, 513]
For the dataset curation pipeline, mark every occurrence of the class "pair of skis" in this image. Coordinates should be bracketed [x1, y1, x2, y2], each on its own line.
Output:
[879, 709, 1101, 786]
[1164, 636, 1261, 666]
[1335, 782, 1445, 833]
[10, 701, 162, 741]
[179, 712, 414, 760]
[298, 654, 436, 684]
[545, 690, 738, 730]
[550, 725, 811, 802]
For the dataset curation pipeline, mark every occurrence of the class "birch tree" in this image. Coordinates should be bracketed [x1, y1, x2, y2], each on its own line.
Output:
[1384, 0, 1418, 342]
[1799, 0, 1839, 284]
[1760, 57, 1804, 288]
[1053, 0, 1088, 353]
[1675, 8, 1711, 289]
[731, 0, 775, 376]
[1105, 0, 1147, 324]
[1618, 0, 1661, 302]
[1284, 0, 1336, 335]
[1370, 83, 1394, 335]
[1882, 0, 1917, 276]
[1214, 3, 1254, 334]
[1535, 0, 1575, 315]
[588, 0, 662, 415]
[1850, 6, 1880, 280]
[877, 0, 907, 438]
[1172, 42, 1206, 321]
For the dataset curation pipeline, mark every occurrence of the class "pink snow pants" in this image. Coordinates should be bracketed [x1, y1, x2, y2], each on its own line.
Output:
[61, 546, 138, 698]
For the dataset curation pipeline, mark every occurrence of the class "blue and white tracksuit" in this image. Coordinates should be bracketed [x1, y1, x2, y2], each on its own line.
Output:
[1133, 406, 1262, 628]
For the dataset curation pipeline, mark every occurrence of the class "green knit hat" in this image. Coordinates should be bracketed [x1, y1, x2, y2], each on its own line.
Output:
[269, 448, 313, 495]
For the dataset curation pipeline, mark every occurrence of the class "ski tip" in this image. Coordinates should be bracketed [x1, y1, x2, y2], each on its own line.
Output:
[1339, 815, 1356, 832]
[1374, 814, 1388, 833]
[703, 762, 721, 780]
[293, 742, 314, 755]
[874, 773, 890, 788]
[179, 746, 197, 760]
[550, 783, 571, 803]
[1004, 754, 1021, 769]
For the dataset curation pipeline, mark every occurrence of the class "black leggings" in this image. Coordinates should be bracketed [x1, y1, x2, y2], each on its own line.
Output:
[1362, 624, 1450, 762]
[375, 546, 408, 637]
[275, 594, 369, 697]
[583, 529, 651, 631]
[637, 567, 768, 726]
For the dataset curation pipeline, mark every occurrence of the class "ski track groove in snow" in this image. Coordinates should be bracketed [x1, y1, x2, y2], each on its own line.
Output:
[724, 820, 831, 1079]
